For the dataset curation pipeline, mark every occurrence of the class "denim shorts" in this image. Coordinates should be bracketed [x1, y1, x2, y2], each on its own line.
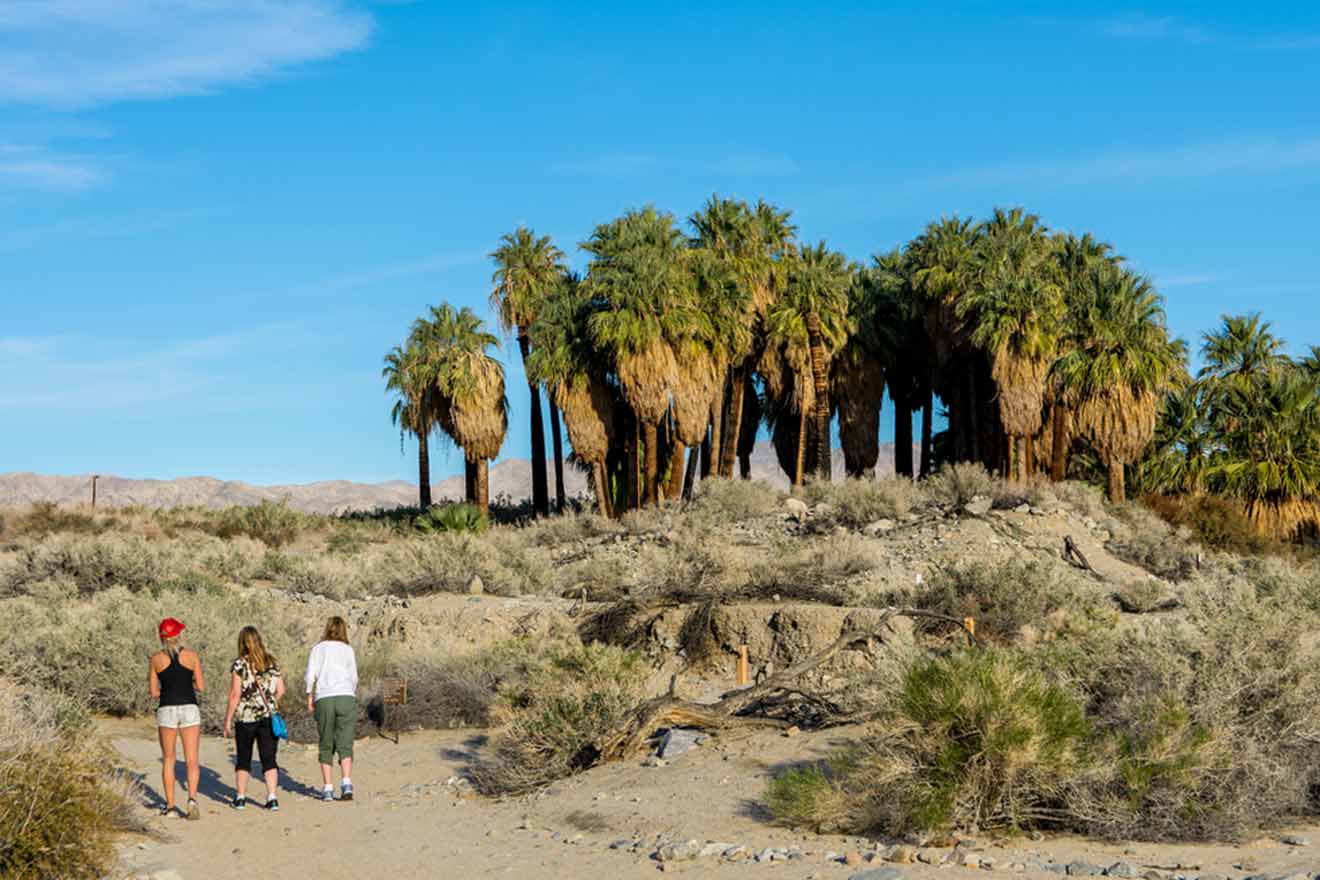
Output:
[156, 704, 202, 729]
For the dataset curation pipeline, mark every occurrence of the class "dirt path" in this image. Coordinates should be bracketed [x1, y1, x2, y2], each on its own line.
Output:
[107, 718, 1320, 880]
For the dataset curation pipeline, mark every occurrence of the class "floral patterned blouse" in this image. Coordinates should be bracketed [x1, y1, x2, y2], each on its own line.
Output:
[231, 657, 281, 724]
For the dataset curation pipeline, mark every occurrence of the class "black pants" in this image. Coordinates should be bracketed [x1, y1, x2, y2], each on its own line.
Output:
[234, 718, 279, 774]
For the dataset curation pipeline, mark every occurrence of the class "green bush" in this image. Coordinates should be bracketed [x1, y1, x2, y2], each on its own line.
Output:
[216, 499, 303, 548]
[415, 503, 488, 534]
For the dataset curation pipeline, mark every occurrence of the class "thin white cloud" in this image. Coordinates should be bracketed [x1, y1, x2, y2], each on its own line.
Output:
[0, 143, 102, 189]
[926, 136, 1320, 190]
[0, 0, 374, 108]
[1098, 13, 1320, 50]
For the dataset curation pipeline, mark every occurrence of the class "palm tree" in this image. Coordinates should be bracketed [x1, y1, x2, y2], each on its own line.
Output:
[527, 269, 619, 515]
[582, 206, 694, 507]
[382, 339, 435, 508]
[834, 261, 898, 479]
[1054, 266, 1184, 503]
[490, 227, 565, 516]
[414, 304, 508, 515]
[958, 212, 1064, 480]
[767, 241, 854, 483]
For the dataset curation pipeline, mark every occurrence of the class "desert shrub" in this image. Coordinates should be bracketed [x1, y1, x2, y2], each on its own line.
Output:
[926, 462, 995, 508]
[378, 640, 552, 730]
[0, 680, 143, 879]
[747, 533, 883, 604]
[150, 570, 225, 599]
[521, 510, 622, 547]
[1143, 494, 1273, 557]
[377, 532, 549, 597]
[1052, 480, 1110, 521]
[415, 503, 488, 534]
[475, 641, 645, 794]
[767, 649, 1091, 834]
[914, 559, 1094, 643]
[3, 533, 177, 597]
[689, 478, 784, 523]
[1109, 505, 1199, 581]
[0, 501, 103, 543]
[215, 499, 303, 547]
[805, 477, 925, 528]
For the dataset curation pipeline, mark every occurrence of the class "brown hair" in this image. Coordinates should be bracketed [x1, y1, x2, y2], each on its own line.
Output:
[237, 626, 277, 674]
[322, 616, 349, 643]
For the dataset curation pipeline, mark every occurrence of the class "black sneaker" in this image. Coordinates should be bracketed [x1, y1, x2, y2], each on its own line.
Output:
[232, 796, 246, 810]
[267, 797, 280, 812]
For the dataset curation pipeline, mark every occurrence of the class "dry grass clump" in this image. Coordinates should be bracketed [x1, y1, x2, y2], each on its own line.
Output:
[213, 499, 305, 547]
[925, 462, 996, 508]
[804, 477, 926, 527]
[689, 478, 785, 524]
[1108, 505, 1200, 581]
[0, 679, 144, 879]
[474, 640, 645, 794]
[0, 501, 105, 544]
[374, 532, 551, 597]
[912, 559, 1100, 643]
[747, 533, 884, 605]
[1052, 480, 1111, 522]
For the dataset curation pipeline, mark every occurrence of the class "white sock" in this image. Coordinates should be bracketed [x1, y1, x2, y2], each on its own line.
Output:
[267, 793, 277, 803]
[341, 777, 351, 787]
[323, 784, 333, 792]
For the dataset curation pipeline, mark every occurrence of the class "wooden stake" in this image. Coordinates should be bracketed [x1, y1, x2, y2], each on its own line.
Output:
[736, 644, 749, 686]
[964, 617, 976, 644]
[90, 474, 99, 509]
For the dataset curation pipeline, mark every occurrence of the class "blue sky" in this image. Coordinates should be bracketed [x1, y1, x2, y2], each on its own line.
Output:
[3, 1, 1318, 484]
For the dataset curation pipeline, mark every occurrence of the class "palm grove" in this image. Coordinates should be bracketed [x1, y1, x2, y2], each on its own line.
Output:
[383, 199, 1319, 541]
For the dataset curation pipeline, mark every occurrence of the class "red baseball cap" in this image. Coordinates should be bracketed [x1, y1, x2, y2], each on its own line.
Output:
[158, 618, 185, 639]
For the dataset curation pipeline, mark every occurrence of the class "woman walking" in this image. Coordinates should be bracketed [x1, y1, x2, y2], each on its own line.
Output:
[305, 616, 358, 802]
[149, 617, 205, 820]
[223, 626, 284, 811]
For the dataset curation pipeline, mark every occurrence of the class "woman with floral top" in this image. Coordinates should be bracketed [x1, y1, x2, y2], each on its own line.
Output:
[223, 626, 285, 811]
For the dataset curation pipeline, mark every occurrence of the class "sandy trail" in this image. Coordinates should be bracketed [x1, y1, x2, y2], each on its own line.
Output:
[107, 717, 1320, 880]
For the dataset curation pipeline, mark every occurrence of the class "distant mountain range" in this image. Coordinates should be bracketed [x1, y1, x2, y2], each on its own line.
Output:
[0, 443, 910, 514]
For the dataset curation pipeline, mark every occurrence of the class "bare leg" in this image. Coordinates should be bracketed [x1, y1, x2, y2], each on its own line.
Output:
[340, 756, 352, 782]
[180, 725, 201, 803]
[236, 768, 250, 799]
[320, 762, 333, 786]
[263, 767, 278, 800]
[158, 727, 178, 811]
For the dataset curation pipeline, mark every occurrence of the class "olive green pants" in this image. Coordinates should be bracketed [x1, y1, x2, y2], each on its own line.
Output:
[314, 696, 357, 765]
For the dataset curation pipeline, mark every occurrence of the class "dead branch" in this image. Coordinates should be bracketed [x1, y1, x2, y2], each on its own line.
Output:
[593, 607, 977, 763]
[1112, 592, 1181, 614]
[1063, 535, 1100, 577]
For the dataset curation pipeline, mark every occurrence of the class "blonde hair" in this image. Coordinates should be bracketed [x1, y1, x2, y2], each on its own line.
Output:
[322, 616, 349, 644]
[160, 635, 184, 657]
[237, 626, 277, 674]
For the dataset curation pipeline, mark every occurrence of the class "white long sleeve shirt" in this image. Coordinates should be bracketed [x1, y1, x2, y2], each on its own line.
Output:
[305, 640, 358, 701]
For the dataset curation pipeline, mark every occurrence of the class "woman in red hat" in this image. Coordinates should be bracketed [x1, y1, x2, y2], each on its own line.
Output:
[148, 617, 206, 819]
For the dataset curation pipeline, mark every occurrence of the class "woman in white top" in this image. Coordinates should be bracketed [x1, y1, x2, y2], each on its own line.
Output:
[305, 616, 358, 802]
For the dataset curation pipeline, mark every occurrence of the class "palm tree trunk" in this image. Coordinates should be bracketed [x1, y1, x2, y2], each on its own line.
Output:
[1050, 405, 1069, 481]
[705, 380, 725, 479]
[1107, 458, 1125, 504]
[699, 427, 712, 480]
[592, 460, 613, 518]
[807, 315, 832, 482]
[518, 333, 549, 517]
[720, 367, 746, 478]
[666, 442, 686, 501]
[1021, 435, 1034, 481]
[476, 458, 490, 516]
[548, 399, 566, 513]
[919, 390, 934, 477]
[894, 404, 914, 478]
[464, 458, 477, 504]
[793, 404, 809, 492]
[643, 421, 660, 506]
[417, 430, 432, 508]
[967, 372, 982, 465]
[682, 445, 700, 500]
[626, 412, 640, 511]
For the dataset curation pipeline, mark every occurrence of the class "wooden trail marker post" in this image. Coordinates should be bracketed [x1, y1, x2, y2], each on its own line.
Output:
[736, 645, 750, 686]
[964, 617, 976, 645]
[380, 676, 407, 744]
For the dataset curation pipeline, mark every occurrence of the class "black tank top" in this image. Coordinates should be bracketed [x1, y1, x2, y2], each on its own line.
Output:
[158, 650, 197, 707]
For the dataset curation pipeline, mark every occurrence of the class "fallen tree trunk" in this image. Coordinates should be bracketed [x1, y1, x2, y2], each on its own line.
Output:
[594, 607, 978, 763]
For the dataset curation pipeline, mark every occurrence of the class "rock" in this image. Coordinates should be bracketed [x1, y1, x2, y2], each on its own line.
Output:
[850, 869, 906, 880]
[642, 755, 667, 768]
[813, 502, 835, 518]
[887, 845, 918, 864]
[865, 519, 897, 536]
[466, 575, 484, 595]
[657, 840, 700, 862]
[148, 872, 185, 880]
[845, 851, 864, 866]
[964, 496, 993, 516]
[1280, 833, 1311, 846]
[916, 848, 944, 864]
[755, 847, 779, 863]
[784, 725, 800, 737]
[609, 838, 635, 850]
[698, 842, 735, 858]
[1106, 862, 1140, 878]
[1013, 503, 1031, 514]
[724, 845, 748, 861]
[1067, 862, 1104, 876]
[658, 728, 704, 759]
[785, 498, 809, 520]
[1195, 874, 1230, 880]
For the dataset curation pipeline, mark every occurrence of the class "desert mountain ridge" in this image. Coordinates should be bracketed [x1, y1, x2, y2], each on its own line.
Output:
[0, 442, 911, 514]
